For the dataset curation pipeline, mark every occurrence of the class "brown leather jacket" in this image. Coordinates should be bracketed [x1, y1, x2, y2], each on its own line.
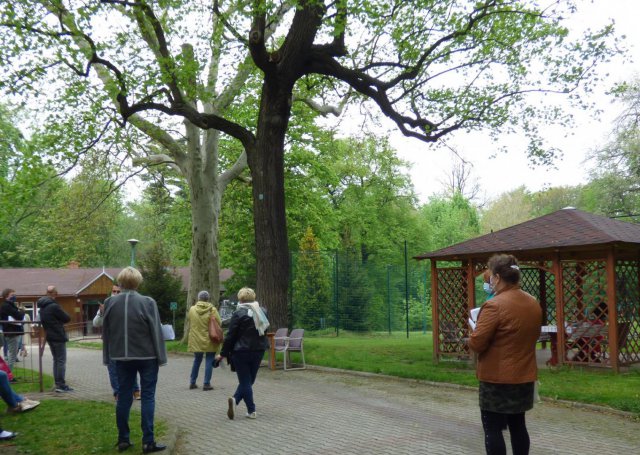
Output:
[468, 286, 542, 384]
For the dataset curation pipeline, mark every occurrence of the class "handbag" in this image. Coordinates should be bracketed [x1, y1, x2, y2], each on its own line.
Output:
[161, 324, 175, 341]
[208, 313, 223, 344]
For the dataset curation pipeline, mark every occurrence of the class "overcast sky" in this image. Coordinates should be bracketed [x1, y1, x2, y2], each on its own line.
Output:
[385, 0, 640, 204]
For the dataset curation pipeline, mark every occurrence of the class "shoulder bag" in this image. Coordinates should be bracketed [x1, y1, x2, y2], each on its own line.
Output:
[208, 311, 223, 344]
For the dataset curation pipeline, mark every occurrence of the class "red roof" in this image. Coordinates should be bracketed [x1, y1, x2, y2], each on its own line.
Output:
[415, 208, 640, 260]
[0, 267, 234, 297]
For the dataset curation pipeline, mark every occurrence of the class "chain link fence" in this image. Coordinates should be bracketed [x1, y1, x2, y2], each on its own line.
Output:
[290, 249, 430, 335]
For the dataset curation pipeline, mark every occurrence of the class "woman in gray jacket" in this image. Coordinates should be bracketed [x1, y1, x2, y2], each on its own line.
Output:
[102, 267, 167, 454]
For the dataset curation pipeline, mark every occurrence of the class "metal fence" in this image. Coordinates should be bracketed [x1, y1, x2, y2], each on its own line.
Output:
[290, 249, 430, 335]
[1, 320, 44, 392]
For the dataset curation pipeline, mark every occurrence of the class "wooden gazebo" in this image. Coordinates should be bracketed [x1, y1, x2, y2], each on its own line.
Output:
[415, 207, 640, 372]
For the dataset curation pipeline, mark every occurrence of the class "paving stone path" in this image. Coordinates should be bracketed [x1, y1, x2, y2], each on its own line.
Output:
[33, 348, 640, 454]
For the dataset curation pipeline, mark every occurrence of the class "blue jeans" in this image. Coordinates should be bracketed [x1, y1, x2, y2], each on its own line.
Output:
[5, 336, 19, 372]
[232, 350, 264, 414]
[0, 370, 23, 408]
[115, 359, 159, 444]
[107, 360, 140, 396]
[190, 352, 215, 386]
[48, 340, 67, 387]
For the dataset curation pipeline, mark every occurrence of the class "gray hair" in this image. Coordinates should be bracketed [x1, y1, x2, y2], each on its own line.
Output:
[197, 290, 210, 301]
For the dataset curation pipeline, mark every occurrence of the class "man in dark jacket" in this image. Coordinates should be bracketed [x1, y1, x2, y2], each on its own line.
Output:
[0, 288, 24, 373]
[37, 286, 72, 392]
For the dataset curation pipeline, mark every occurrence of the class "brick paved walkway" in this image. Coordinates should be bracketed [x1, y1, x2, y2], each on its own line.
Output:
[36, 348, 640, 454]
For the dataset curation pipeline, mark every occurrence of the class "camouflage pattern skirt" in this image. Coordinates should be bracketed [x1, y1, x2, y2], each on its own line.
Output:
[479, 381, 534, 414]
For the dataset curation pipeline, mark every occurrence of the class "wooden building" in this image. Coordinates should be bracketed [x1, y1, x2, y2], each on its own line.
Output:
[0, 265, 234, 331]
[415, 208, 640, 372]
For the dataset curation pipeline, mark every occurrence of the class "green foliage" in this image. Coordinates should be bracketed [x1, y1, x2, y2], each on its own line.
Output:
[291, 227, 333, 330]
[420, 192, 480, 250]
[129, 178, 192, 266]
[289, 133, 422, 264]
[137, 243, 186, 335]
[585, 82, 640, 218]
[218, 178, 256, 295]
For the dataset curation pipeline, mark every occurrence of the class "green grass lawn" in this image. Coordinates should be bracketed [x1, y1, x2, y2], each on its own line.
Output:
[1, 368, 166, 455]
[1, 400, 166, 454]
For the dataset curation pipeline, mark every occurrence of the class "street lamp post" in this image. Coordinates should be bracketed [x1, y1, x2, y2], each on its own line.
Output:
[128, 239, 139, 267]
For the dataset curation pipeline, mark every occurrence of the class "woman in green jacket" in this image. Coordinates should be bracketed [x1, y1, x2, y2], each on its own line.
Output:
[187, 291, 222, 391]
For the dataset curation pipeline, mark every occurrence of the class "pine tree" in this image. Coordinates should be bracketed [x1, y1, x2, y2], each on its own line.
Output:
[292, 227, 333, 330]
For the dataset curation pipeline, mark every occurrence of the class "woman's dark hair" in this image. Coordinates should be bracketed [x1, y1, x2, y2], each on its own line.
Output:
[1, 288, 15, 299]
[487, 254, 521, 285]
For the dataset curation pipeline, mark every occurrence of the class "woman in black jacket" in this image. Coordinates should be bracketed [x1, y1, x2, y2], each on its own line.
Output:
[218, 287, 269, 420]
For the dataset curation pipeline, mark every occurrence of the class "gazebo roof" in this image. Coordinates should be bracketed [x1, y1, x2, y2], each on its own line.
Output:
[415, 208, 640, 261]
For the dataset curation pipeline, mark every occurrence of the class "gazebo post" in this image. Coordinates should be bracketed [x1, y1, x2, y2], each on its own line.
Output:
[466, 259, 476, 317]
[606, 248, 620, 372]
[431, 259, 440, 363]
[553, 253, 566, 366]
[538, 265, 547, 324]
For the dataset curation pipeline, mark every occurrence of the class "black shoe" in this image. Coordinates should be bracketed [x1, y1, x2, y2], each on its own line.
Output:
[142, 442, 167, 453]
[116, 441, 133, 452]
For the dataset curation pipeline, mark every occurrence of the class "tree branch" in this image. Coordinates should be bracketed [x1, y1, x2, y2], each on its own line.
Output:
[219, 150, 248, 189]
[292, 89, 351, 117]
[132, 153, 181, 173]
[248, 1, 272, 73]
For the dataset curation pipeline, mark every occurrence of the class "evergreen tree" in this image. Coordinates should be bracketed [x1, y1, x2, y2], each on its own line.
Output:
[292, 227, 333, 330]
[138, 243, 186, 337]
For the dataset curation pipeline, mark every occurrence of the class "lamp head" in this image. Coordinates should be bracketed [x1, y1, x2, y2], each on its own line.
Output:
[127, 238, 139, 247]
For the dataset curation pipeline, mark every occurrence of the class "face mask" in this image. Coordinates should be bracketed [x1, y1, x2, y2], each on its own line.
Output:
[8, 295, 16, 303]
[483, 282, 492, 294]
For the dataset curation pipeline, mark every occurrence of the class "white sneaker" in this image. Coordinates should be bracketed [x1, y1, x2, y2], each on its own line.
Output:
[227, 397, 236, 420]
[21, 399, 40, 411]
[245, 412, 257, 419]
[0, 430, 17, 440]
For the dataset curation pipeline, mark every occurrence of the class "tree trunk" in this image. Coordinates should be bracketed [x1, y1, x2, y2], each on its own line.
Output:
[188, 179, 221, 302]
[179, 119, 223, 340]
[247, 80, 292, 330]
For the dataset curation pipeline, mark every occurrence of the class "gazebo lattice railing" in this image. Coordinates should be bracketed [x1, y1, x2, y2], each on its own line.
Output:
[614, 260, 640, 364]
[434, 267, 469, 358]
[561, 260, 609, 365]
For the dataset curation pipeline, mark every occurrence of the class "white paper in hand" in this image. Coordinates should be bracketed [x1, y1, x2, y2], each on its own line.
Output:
[468, 307, 481, 331]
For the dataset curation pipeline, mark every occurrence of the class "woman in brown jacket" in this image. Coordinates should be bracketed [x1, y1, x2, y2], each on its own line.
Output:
[468, 254, 542, 455]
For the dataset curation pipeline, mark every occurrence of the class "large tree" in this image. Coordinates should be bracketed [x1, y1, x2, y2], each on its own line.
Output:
[0, 1, 618, 328]
[586, 78, 640, 218]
